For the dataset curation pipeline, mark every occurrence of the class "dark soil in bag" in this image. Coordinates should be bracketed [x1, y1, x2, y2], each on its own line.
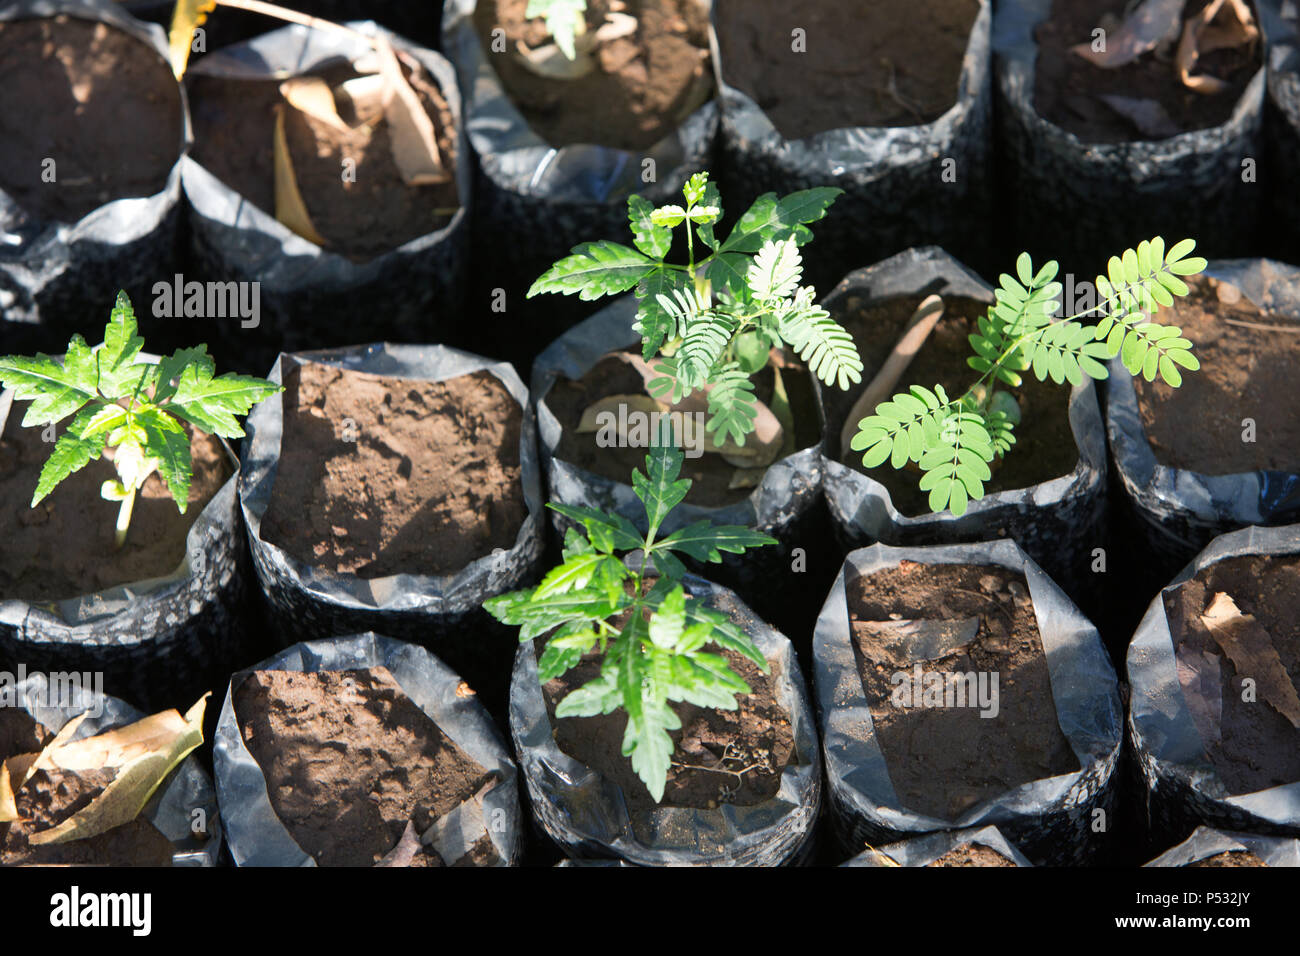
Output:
[0, 15, 180, 225]
[473, 0, 712, 151]
[843, 825, 1034, 866]
[234, 667, 501, 866]
[1145, 824, 1300, 866]
[261, 363, 526, 578]
[1034, 0, 1262, 143]
[714, 0, 978, 139]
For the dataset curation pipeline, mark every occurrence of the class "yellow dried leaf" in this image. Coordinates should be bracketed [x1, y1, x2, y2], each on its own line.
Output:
[272, 105, 328, 246]
[373, 36, 449, 186]
[280, 76, 352, 134]
[168, 0, 218, 79]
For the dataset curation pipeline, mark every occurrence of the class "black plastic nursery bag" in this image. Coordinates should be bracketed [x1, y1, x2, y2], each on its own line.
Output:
[238, 343, 545, 702]
[182, 21, 471, 371]
[1262, 0, 1300, 261]
[816, 248, 1109, 608]
[1127, 523, 1300, 845]
[6, 671, 221, 866]
[1105, 259, 1300, 572]
[814, 538, 1123, 866]
[510, 575, 822, 866]
[0, 383, 251, 713]
[0, 0, 188, 339]
[842, 824, 1034, 867]
[711, 0, 995, 286]
[1145, 824, 1300, 866]
[213, 632, 522, 866]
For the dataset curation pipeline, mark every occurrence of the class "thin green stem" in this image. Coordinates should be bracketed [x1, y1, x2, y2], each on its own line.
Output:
[113, 487, 136, 550]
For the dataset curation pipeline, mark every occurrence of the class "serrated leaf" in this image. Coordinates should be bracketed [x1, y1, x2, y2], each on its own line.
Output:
[167, 366, 282, 439]
[720, 187, 842, 254]
[32, 409, 108, 506]
[0, 342, 99, 428]
[96, 291, 149, 400]
[136, 407, 192, 513]
[528, 241, 655, 301]
[627, 194, 672, 260]
[656, 520, 776, 563]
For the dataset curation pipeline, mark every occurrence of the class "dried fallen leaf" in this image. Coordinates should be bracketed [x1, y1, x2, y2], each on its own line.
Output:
[279, 76, 352, 134]
[1177, 0, 1259, 95]
[1070, 0, 1184, 68]
[167, 0, 218, 79]
[272, 105, 328, 246]
[24, 695, 208, 846]
[576, 393, 667, 434]
[420, 782, 493, 866]
[1201, 591, 1300, 728]
[374, 36, 449, 186]
[336, 73, 388, 126]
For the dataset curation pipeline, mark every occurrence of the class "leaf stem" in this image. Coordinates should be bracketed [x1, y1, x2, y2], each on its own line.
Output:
[114, 487, 136, 550]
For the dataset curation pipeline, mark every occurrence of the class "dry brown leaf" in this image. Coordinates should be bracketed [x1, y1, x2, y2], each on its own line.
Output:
[576, 393, 667, 433]
[1070, 0, 1184, 68]
[1177, 0, 1259, 95]
[420, 782, 492, 865]
[336, 73, 388, 126]
[374, 36, 449, 186]
[279, 76, 352, 134]
[272, 105, 328, 246]
[375, 820, 422, 867]
[1201, 591, 1300, 728]
[0, 759, 18, 824]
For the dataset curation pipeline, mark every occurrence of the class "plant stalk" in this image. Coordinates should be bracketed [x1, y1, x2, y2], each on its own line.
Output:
[114, 487, 136, 551]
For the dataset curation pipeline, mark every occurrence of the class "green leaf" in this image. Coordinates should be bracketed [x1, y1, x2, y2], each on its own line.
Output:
[746, 237, 803, 302]
[525, 0, 586, 60]
[703, 363, 759, 448]
[693, 178, 724, 251]
[648, 586, 687, 649]
[632, 431, 690, 536]
[733, 330, 770, 374]
[633, 269, 690, 360]
[627, 195, 672, 259]
[555, 672, 623, 718]
[656, 520, 776, 563]
[720, 187, 842, 254]
[166, 365, 281, 439]
[0, 340, 99, 428]
[136, 407, 192, 512]
[534, 550, 607, 599]
[527, 241, 655, 301]
[777, 302, 863, 390]
[95, 291, 148, 400]
[32, 408, 108, 506]
[547, 502, 643, 553]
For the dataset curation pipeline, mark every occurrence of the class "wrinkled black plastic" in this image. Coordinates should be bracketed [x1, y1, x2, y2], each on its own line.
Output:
[213, 632, 522, 866]
[1145, 825, 1300, 866]
[814, 539, 1123, 866]
[510, 574, 821, 866]
[1127, 524, 1300, 845]
[842, 824, 1034, 867]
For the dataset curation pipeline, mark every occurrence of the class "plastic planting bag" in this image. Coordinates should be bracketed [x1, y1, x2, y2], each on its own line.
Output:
[213, 633, 522, 866]
[1263, 1, 1300, 261]
[4, 671, 221, 866]
[1128, 523, 1300, 845]
[0, 387, 251, 712]
[0, 0, 188, 338]
[1145, 825, 1300, 866]
[530, 295, 824, 615]
[441, 0, 718, 364]
[711, 0, 995, 286]
[238, 343, 545, 708]
[993, 0, 1267, 267]
[814, 539, 1123, 866]
[182, 21, 471, 372]
[816, 248, 1108, 610]
[1106, 259, 1300, 572]
[510, 575, 822, 866]
[842, 825, 1034, 867]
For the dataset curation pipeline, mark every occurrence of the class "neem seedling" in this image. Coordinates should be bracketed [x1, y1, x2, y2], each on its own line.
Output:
[525, 0, 588, 60]
[847, 237, 1206, 516]
[485, 426, 775, 801]
[530, 171, 862, 456]
[0, 291, 280, 548]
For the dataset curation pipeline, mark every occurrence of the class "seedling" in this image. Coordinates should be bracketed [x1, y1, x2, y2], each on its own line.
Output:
[848, 237, 1206, 516]
[485, 426, 776, 801]
[0, 292, 280, 548]
[526, 0, 588, 61]
[530, 172, 862, 459]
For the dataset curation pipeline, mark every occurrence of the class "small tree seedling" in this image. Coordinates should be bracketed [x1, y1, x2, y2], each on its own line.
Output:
[847, 237, 1206, 516]
[0, 291, 281, 548]
[525, 0, 588, 60]
[530, 171, 863, 458]
[484, 425, 776, 801]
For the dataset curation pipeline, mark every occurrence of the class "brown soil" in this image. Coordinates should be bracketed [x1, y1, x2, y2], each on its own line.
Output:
[474, 0, 711, 151]
[0, 406, 231, 602]
[234, 667, 499, 866]
[0, 16, 182, 223]
[188, 59, 459, 261]
[848, 561, 1079, 821]
[540, 599, 796, 810]
[822, 295, 1078, 515]
[1188, 849, 1268, 866]
[715, 0, 979, 139]
[928, 842, 1018, 866]
[1164, 554, 1300, 795]
[1034, 0, 1262, 143]
[548, 350, 820, 508]
[0, 710, 176, 866]
[262, 362, 526, 578]
[1136, 276, 1300, 474]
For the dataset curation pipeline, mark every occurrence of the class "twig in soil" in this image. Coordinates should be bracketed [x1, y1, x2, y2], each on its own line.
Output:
[1222, 318, 1300, 333]
[880, 57, 926, 123]
[839, 294, 945, 457]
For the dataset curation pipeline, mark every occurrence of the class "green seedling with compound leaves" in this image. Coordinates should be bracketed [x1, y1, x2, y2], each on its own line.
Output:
[848, 237, 1207, 516]
[525, 0, 588, 60]
[0, 291, 281, 548]
[484, 424, 775, 801]
[529, 171, 863, 452]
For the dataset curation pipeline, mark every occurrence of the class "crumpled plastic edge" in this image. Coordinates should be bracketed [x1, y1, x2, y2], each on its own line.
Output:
[239, 342, 545, 618]
[441, 0, 718, 204]
[1106, 259, 1300, 543]
[212, 631, 522, 867]
[509, 573, 822, 866]
[813, 537, 1123, 864]
[842, 824, 1035, 867]
[1145, 824, 1300, 867]
[181, 19, 471, 288]
[1127, 522, 1300, 832]
[530, 294, 822, 537]
[8, 671, 221, 866]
